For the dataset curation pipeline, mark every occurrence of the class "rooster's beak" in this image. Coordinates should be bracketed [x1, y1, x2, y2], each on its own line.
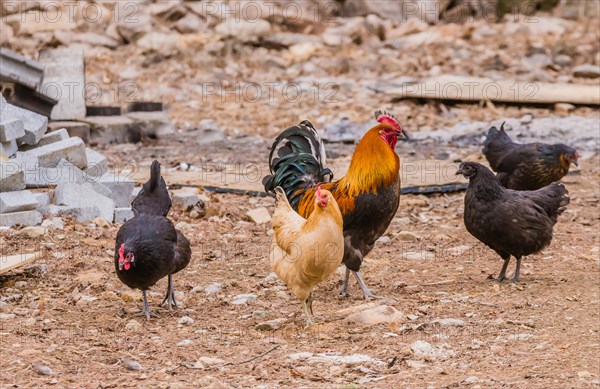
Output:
[399, 129, 410, 141]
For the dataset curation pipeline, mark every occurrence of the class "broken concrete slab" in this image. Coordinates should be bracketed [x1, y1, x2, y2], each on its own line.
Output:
[0, 47, 44, 89]
[55, 181, 114, 222]
[82, 116, 137, 144]
[114, 207, 134, 223]
[172, 190, 200, 211]
[20, 137, 87, 169]
[48, 121, 90, 144]
[20, 128, 69, 151]
[0, 162, 25, 192]
[38, 47, 86, 120]
[1, 140, 18, 157]
[0, 118, 25, 142]
[97, 172, 135, 207]
[33, 192, 51, 208]
[0, 190, 38, 213]
[126, 111, 175, 139]
[83, 148, 109, 177]
[0, 210, 42, 226]
[40, 204, 101, 223]
[2, 103, 47, 145]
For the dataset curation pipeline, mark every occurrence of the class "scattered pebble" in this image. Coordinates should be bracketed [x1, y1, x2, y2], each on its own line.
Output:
[246, 207, 271, 224]
[256, 318, 287, 331]
[122, 358, 142, 371]
[32, 363, 53, 375]
[178, 316, 194, 325]
[231, 293, 257, 305]
[177, 339, 193, 346]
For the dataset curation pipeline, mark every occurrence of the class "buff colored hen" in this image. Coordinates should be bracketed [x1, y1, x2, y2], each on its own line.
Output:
[270, 187, 344, 326]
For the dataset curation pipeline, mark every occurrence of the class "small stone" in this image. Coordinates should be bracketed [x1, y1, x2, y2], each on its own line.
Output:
[252, 310, 269, 319]
[125, 320, 141, 331]
[14, 281, 28, 288]
[172, 190, 201, 211]
[16, 226, 47, 238]
[346, 305, 406, 324]
[178, 316, 194, 325]
[32, 363, 52, 375]
[93, 217, 112, 228]
[396, 231, 418, 242]
[464, 376, 480, 383]
[256, 318, 287, 331]
[573, 64, 600, 79]
[555, 103, 575, 114]
[0, 313, 16, 319]
[376, 236, 391, 245]
[405, 359, 428, 369]
[194, 356, 225, 368]
[177, 339, 193, 346]
[246, 207, 271, 224]
[231, 293, 257, 305]
[122, 358, 142, 371]
[204, 283, 223, 294]
[402, 251, 435, 261]
[431, 318, 466, 327]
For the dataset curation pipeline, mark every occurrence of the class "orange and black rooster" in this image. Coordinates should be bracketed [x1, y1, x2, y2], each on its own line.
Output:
[263, 110, 407, 299]
[483, 124, 578, 190]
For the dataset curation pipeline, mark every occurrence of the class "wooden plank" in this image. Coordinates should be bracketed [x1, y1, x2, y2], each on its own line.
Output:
[384, 75, 600, 105]
[130, 159, 468, 196]
[0, 251, 42, 275]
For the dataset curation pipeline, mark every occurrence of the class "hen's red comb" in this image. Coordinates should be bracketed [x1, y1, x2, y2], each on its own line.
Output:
[316, 186, 322, 198]
[118, 243, 125, 261]
[374, 110, 401, 132]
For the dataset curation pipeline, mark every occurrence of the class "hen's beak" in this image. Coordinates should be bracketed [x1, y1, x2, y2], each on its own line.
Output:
[455, 167, 466, 176]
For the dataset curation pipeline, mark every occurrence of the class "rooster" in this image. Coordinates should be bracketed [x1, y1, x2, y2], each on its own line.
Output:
[482, 123, 578, 190]
[131, 160, 172, 216]
[270, 187, 344, 326]
[457, 162, 569, 282]
[263, 110, 407, 299]
[115, 161, 191, 319]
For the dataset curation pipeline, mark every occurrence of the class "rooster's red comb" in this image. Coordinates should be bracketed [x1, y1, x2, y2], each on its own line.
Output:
[118, 243, 125, 259]
[374, 110, 401, 132]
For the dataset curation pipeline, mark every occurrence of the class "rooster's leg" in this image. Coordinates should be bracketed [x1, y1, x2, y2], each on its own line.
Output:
[302, 298, 315, 327]
[510, 257, 522, 282]
[339, 268, 351, 297]
[160, 274, 178, 311]
[497, 255, 511, 282]
[353, 271, 380, 300]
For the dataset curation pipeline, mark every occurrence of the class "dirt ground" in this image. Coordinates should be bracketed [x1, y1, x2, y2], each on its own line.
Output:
[0, 147, 598, 388]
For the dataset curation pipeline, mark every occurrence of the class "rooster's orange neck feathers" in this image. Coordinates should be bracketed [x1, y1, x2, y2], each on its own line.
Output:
[298, 125, 400, 217]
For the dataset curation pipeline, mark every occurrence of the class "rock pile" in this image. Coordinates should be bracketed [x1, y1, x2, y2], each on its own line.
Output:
[1, 92, 135, 227]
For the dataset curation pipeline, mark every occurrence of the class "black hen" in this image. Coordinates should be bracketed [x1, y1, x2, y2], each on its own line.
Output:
[115, 162, 191, 319]
[482, 123, 578, 190]
[457, 162, 569, 282]
[131, 160, 172, 217]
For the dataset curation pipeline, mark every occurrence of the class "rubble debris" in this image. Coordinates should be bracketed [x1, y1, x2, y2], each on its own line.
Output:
[82, 116, 138, 144]
[21, 128, 69, 150]
[0, 209, 42, 227]
[2, 102, 48, 145]
[0, 252, 42, 275]
[83, 148, 109, 177]
[0, 47, 44, 90]
[97, 173, 135, 207]
[47, 121, 91, 144]
[18, 137, 87, 169]
[0, 190, 38, 212]
[55, 182, 115, 222]
[0, 118, 25, 142]
[114, 207, 134, 223]
[38, 47, 86, 120]
[0, 162, 25, 192]
[126, 111, 174, 139]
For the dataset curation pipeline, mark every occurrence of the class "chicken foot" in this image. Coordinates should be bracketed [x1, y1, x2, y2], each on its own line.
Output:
[302, 293, 315, 327]
[160, 274, 178, 311]
[353, 271, 380, 300]
[339, 268, 380, 300]
[496, 255, 511, 282]
[134, 290, 158, 320]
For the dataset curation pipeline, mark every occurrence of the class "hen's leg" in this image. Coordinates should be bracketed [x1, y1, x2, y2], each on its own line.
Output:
[160, 274, 178, 311]
[510, 257, 522, 282]
[339, 268, 351, 297]
[134, 290, 157, 319]
[497, 255, 511, 282]
[302, 297, 315, 327]
[307, 292, 314, 316]
[353, 271, 380, 300]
